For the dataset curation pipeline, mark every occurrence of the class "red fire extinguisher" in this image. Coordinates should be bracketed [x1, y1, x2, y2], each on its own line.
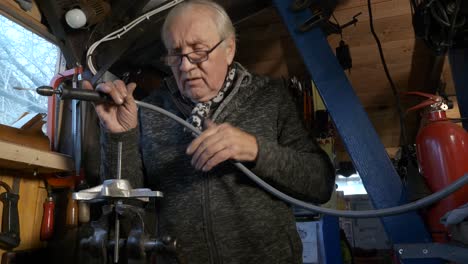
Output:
[406, 91, 468, 243]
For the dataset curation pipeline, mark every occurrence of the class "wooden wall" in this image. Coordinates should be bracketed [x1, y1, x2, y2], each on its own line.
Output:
[235, 0, 459, 161]
[0, 122, 73, 256]
[0, 0, 73, 257]
[235, 8, 291, 78]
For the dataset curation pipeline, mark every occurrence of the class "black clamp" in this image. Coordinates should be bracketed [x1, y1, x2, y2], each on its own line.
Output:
[0, 181, 20, 250]
[80, 203, 179, 263]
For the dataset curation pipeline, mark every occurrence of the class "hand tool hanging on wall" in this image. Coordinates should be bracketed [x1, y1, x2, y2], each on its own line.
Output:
[0, 177, 20, 250]
[40, 177, 83, 241]
[40, 179, 54, 241]
[292, 0, 362, 35]
[290, 0, 338, 32]
[38, 67, 91, 242]
[40, 174, 84, 241]
[331, 12, 361, 71]
[336, 40, 352, 71]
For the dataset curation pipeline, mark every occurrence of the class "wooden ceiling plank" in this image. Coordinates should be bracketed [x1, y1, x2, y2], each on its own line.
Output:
[0, 0, 56, 44]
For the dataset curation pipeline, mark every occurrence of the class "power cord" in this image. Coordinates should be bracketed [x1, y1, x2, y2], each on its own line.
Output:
[86, 0, 185, 75]
[135, 100, 468, 218]
[366, 0, 410, 155]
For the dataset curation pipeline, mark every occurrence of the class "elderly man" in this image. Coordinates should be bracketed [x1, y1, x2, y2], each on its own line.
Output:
[86, 0, 335, 263]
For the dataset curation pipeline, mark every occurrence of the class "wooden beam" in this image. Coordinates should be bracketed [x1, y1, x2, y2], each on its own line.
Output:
[0, 0, 57, 44]
[0, 139, 74, 173]
[0, 124, 49, 151]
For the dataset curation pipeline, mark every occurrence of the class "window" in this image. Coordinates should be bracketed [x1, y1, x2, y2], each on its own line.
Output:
[0, 14, 62, 125]
[336, 173, 368, 196]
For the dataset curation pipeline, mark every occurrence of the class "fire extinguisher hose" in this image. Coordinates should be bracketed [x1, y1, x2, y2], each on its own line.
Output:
[136, 100, 468, 219]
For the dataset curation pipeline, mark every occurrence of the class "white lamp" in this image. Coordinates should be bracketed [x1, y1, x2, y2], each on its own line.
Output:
[65, 8, 87, 29]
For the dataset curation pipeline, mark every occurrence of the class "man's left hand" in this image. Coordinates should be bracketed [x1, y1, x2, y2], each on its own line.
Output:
[186, 121, 258, 171]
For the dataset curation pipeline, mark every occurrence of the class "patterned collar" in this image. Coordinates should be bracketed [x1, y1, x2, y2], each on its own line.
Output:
[186, 65, 237, 131]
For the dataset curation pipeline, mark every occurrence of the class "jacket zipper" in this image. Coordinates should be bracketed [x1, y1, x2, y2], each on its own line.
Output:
[202, 173, 221, 263]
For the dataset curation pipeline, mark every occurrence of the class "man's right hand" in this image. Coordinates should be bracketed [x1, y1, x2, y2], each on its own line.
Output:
[83, 80, 138, 133]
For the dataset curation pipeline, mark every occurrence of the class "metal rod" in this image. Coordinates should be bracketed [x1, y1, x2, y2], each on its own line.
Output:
[117, 141, 122, 180]
[13, 87, 34, 91]
[114, 201, 121, 263]
[114, 141, 123, 263]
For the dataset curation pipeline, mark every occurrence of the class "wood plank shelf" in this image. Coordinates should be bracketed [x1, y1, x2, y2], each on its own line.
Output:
[0, 139, 74, 174]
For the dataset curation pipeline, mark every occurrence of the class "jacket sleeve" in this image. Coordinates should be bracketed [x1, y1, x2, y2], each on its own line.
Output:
[100, 127, 145, 188]
[251, 82, 335, 204]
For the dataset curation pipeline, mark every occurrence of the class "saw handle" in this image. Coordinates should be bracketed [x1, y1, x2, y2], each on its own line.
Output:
[66, 192, 78, 227]
[40, 196, 55, 241]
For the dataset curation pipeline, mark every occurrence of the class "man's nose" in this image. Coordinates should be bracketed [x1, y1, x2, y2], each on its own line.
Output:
[179, 56, 195, 71]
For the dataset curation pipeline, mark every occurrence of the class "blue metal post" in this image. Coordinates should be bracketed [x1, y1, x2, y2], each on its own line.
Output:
[272, 1, 439, 263]
[448, 49, 468, 130]
[318, 215, 343, 264]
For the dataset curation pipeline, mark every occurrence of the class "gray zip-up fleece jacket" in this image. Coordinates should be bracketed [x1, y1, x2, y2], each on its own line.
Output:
[100, 63, 335, 263]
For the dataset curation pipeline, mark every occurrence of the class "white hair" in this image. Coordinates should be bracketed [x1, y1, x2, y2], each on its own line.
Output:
[161, 0, 236, 47]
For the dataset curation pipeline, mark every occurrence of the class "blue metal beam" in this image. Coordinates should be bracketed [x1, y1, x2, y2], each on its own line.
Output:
[319, 216, 342, 264]
[272, 1, 438, 263]
[448, 49, 468, 131]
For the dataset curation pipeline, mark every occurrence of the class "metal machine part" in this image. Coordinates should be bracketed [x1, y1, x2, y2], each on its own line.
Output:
[117, 203, 178, 262]
[80, 203, 179, 263]
[395, 243, 468, 263]
[74, 142, 163, 202]
[72, 179, 163, 202]
[412, 0, 468, 54]
[74, 141, 168, 263]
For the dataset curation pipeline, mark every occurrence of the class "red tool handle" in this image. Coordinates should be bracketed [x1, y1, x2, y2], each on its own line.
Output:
[40, 196, 55, 241]
[66, 192, 78, 227]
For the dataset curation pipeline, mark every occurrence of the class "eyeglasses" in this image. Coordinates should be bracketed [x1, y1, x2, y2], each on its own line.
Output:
[163, 39, 225, 67]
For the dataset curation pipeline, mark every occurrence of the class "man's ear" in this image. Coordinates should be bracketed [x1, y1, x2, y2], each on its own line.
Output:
[225, 36, 236, 65]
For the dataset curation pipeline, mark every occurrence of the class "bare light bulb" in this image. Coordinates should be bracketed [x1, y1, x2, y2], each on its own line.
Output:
[65, 8, 87, 29]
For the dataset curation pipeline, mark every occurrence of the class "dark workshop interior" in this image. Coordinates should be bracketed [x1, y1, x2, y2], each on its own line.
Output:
[0, 0, 467, 263]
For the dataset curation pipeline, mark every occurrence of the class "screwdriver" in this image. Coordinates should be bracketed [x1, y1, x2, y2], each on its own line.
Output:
[40, 180, 55, 241]
[14, 86, 113, 103]
[40, 196, 55, 241]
